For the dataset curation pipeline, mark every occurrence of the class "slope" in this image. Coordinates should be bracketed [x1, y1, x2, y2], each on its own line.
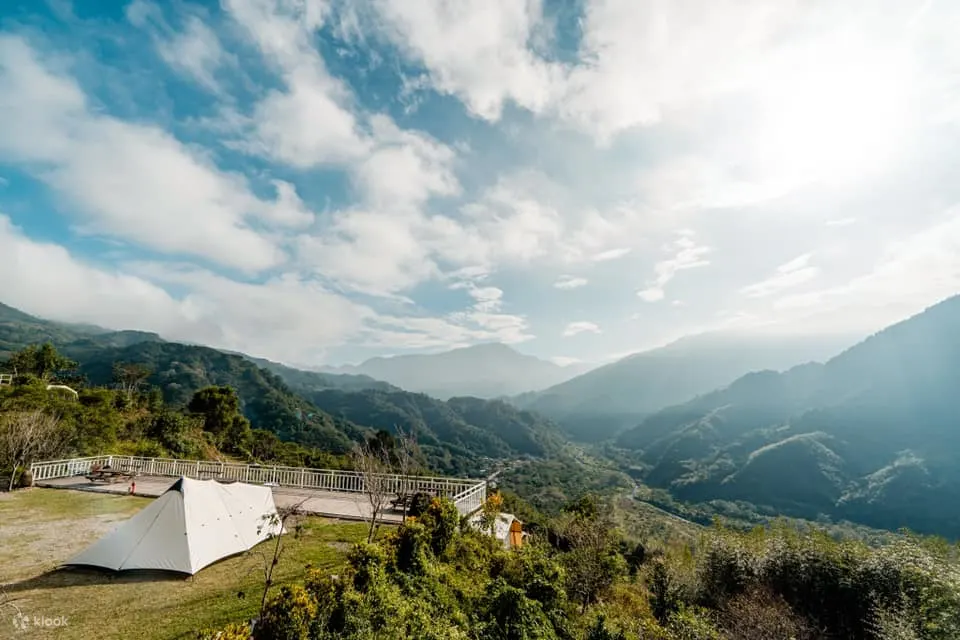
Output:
[515, 332, 858, 442]
[0, 302, 397, 394]
[615, 295, 960, 537]
[76, 341, 367, 453]
[291, 387, 565, 476]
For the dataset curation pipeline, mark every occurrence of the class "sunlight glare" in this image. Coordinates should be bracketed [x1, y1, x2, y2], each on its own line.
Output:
[750, 40, 914, 188]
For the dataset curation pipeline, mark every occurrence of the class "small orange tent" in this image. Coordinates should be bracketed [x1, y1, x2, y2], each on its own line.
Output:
[509, 519, 523, 548]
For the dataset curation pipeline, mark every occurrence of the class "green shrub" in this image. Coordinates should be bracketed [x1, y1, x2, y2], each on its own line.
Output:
[347, 543, 387, 592]
[408, 492, 433, 518]
[393, 522, 431, 575]
[252, 585, 317, 640]
[419, 497, 461, 557]
[479, 579, 559, 640]
[666, 605, 723, 640]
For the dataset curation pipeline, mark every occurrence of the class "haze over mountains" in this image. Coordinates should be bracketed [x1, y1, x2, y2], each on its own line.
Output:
[514, 332, 859, 441]
[319, 343, 593, 399]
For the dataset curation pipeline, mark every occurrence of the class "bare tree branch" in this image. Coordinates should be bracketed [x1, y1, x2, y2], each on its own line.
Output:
[255, 498, 308, 616]
[0, 411, 66, 491]
[392, 424, 421, 520]
[352, 441, 392, 543]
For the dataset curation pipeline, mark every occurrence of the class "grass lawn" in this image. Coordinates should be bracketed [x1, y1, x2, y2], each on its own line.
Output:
[0, 488, 368, 639]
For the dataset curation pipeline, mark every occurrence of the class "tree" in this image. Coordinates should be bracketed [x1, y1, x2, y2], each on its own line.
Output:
[393, 424, 421, 520]
[3, 343, 77, 381]
[480, 491, 504, 538]
[585, 615, 627, 640]
[352, 440, 392, 543]
[557, 501, 624, 612]
[112, 362, 152, 398]
[188, 386, 251, 452]
[255, 499, 307, 617]
[650, 559, 680, 623]
[145, 411, 193, 456]
[0, 410, 66, 491]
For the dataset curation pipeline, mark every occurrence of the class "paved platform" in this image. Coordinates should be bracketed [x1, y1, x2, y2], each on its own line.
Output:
[36, 475, 405, 523]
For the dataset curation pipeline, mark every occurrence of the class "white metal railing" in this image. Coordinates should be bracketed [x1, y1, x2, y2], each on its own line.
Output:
[452, 481, 487, 515]
[30, 455, 488, 515]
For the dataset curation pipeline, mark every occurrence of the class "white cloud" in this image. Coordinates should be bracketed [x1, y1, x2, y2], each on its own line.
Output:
[740, 253, 820, 298]
[224, 0, 369, 166]
[769, 207, 960, 333]
[826, 217, 858, 227]
[0, 35, 298, 272]
[127, 1, 229, 92]
[465, 285, 504, 313]
[158, 19, 227, 90]
[0, 214, 188, 332]
[0, 213, 533, 362]
[554, 275, 588, 290]
[638, 230, 711, 303]
[246, 67, 369, 167]
[360, 0, 564, 120]
[563, 321, 601, 337]
[297, 210, 437, 295]
[365, 310, 532, 350]
[592, 247, 632, 262]
[354, 116, 460, 208]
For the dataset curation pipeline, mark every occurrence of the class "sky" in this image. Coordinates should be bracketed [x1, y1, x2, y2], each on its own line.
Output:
[1, 0, 959, 368]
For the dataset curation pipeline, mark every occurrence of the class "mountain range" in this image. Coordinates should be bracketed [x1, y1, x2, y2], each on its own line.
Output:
[319, 343, 593, 399]
[0, 303, 560, 475]
[615, 295, 960, 537]
[513, 331, 858, 442]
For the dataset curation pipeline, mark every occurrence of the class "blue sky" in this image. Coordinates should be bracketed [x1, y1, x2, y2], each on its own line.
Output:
[1, 0, 959, 368]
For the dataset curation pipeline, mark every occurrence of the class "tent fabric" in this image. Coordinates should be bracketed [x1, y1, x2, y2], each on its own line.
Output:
[65, 477, 281, 575]
[466, 511, 523, 549]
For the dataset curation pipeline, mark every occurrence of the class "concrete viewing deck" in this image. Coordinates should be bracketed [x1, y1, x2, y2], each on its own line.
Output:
[30, 455, 489, 524]
[35, 475, 408, 523]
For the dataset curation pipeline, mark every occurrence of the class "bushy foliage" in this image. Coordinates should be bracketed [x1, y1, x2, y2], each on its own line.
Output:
[694, 525, 960, 640]
[252, 585, 317, 640]
[419, 497, 461, 557]
[202, 496, 960, 640]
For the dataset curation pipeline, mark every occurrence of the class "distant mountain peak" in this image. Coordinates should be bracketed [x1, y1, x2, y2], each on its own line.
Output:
[324, 342, 587, 399]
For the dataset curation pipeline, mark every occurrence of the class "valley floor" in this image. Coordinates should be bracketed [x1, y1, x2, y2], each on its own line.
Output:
[0, 489, 367, 639]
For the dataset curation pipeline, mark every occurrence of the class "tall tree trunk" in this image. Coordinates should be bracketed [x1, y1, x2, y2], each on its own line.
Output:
[8, 462, 18, 491]
[367, 512, 378, 543]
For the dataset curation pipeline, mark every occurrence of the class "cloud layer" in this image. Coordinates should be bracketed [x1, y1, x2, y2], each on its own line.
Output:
[1, 0, 959, 366]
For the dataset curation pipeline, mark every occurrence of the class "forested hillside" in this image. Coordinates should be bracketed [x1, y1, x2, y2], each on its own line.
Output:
[76, 341, 368, 454]
[615, 295, 960, 537]
[284, 389, 565, 476]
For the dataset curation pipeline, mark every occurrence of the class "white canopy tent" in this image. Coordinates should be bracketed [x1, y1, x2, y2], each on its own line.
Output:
[65, 477, 282, 575]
